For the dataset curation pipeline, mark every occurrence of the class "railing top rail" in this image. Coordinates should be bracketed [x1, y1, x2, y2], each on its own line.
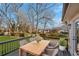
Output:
[0, 37, 24, 44]
[0, 36, 31, 44]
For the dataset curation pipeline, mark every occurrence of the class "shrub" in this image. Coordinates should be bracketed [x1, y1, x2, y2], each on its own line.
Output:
[45, 32, 60, 39]
[0, 32, 4, 36]
[14, 32, 24, 37]
[11, 32, 15, 36]
[19, 33, 24, 37]
[61, 32, 68, 34]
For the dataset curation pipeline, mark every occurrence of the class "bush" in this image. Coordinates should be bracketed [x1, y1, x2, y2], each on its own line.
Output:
[19, 33, 24, 37]
[40, 34, 45, 36]
[32, 32, 36, 34]
[11, 32, 15, 36]
[0, 32, 4, 36]
[14, 32, 24, 37]
[45, 32, 60, 39]
[39, 34, 45, 39]
[61, 32, 68, 34]
[59, 34, 66, 37]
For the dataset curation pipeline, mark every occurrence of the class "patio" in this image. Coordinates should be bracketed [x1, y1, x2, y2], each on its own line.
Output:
[5, 38, 71, 56]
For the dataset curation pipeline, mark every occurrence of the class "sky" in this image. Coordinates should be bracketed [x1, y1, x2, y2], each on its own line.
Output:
[0, 3, 63, 29]
[20, 3, 63, 29]
[54, 3, 63, 27]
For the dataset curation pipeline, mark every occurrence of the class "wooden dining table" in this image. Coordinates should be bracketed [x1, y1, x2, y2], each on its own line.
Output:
[19, 40, 50, 56]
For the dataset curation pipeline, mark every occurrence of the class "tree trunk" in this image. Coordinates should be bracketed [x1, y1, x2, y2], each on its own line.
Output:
[36, 4, 39, 34]
[43, 20, 47, 34]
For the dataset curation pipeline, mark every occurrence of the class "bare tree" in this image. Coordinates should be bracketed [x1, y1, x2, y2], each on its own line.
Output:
[27, 3, 57, 34]
[0, 3, 58, 35]
[0, 3, 23, 35]
[0, 16, 3, 28]
[27, 4, 36, 33]
[42, 10, 55, 34]
[16, 9, 30, 32]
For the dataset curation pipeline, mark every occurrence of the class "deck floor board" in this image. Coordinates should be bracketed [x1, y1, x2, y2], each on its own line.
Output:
[6, 49, 71, 56]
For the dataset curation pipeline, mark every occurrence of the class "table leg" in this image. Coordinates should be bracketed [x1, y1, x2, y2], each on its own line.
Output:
[19, 48, 23, 56]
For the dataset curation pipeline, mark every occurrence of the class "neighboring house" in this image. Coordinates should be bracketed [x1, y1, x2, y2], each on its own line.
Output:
[60, 24, 68, 32]
[38, 29, 50, 33]
[62, 3, 79, 55]
[51, 27, 65, 33]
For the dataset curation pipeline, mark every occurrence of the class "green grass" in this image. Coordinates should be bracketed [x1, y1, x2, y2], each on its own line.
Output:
[0, 36, 19, 55]
[0, 36, 16, 42]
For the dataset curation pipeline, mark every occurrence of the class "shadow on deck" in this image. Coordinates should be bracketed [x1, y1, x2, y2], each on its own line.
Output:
[6, 50, 19, 56]
[56, 49, 71, 56]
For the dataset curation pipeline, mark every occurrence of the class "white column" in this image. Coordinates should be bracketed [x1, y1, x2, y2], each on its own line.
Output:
[69, 23, 74, 55]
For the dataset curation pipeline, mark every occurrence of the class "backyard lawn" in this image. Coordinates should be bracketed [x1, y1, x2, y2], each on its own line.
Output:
[0, 36, 17, 42]
[0, 36, 19, 55]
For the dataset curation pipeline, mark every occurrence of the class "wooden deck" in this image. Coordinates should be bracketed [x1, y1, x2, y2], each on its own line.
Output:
[6, 50, 19, 56]
[4, 39, 71, 56]
[6, 49, 71, 56]
[56, 49, 71, 56]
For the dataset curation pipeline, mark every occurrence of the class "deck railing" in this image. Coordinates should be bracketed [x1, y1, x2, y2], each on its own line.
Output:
[0, 37, 30, 56]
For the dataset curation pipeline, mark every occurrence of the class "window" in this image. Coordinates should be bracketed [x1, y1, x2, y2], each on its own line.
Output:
[75, 21, 79, 55]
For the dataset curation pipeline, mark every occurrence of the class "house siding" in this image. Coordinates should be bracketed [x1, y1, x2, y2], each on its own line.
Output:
[62, 3, 79, 55]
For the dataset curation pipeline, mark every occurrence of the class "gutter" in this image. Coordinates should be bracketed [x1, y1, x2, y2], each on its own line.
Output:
[62, 3, 69, 22]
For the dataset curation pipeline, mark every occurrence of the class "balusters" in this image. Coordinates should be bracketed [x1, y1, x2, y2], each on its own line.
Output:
[0, 37, 26, 56]
[6, 43, 8, 53]
[1, 44, 3, 55]
[4, 44, 6, 54]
